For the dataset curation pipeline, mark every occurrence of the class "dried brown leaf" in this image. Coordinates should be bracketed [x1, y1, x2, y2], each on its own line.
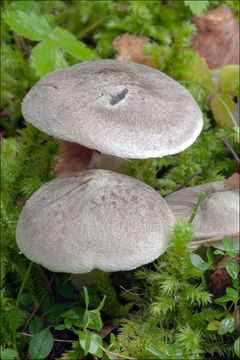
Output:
[191, 8, 239, 69]
[113, 33, 155, 68]
[224, 172, 240, 189]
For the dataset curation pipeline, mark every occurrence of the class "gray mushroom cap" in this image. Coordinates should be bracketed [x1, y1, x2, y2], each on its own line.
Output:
[16, 169, 176, 273]
[165, 181, 239, 249]
[22, 60, 203, 159]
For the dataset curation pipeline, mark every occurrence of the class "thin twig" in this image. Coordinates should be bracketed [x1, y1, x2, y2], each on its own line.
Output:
[35, 264, 53, 292]
[222, 137, 240, 168]
[18, 332, 77, 343]
[175, 169, 203, 192]
[22, 275, 55, 332]
[189, 232, 240, 246]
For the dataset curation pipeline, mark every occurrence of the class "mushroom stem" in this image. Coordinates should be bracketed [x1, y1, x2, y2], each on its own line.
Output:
[189, 232, 240, 246]
[99, 153, 130, 172]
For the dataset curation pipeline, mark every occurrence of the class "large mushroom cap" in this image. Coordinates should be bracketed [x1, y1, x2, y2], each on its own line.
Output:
[22, 60, 203, 159]
[16, 170, 175, 273]
[165, 181, 239, 249]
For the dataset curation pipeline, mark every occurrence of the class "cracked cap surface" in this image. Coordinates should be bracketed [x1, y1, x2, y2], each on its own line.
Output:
[22, 60, 203, 159]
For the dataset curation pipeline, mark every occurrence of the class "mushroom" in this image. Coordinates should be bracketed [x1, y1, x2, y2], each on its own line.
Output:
[165, 181, 239, 249]
[16, 169, 176, 274]
[21, 59, 203, 171]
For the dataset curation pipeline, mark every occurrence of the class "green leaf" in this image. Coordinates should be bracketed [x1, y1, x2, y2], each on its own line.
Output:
[19, 292, 33, 305]
[219, 65, 240, 93]
[1, 348, 19, 360]
[214, 295, 230, 306]
[55, 324, 66, 331]
[146, 344, 167, 358]
[226, 287, 239, 300]
[11, 0, 40, 15]
[207, 320, 220, 331]
[29, 327, 54, 360]
[214, 249, 224, 256]
[190, 254, 209, 271]
[52, 27, 95, 61]
[79, 331, 103, 357]
[57, 283, 74, 299]
[222, 236, 234, 251]
[31, 39, 67, 77]
[83, 287, 89, 309]
[234, 337, 240, 358]
[206, 247, 215, 265]
[218, 316, 235, 335]
[29, 317, 45, 335]
[184, 1, 209, 15]
[226, 259, 239, 280]
[64, 318, 72, 329]
[4, 11, 51, 41]
[210, 92, 236, 127]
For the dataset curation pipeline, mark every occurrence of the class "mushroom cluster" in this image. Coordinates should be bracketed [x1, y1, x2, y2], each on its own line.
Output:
[165, 181, 239, 249]
[17, 59, 205, 274]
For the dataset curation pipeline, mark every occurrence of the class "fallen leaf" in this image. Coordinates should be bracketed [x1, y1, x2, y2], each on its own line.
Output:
[113, 33, 155, 68]
[224, 172, 240, 189]
[210, 92, 236, 127]
[191, 8, 239, 69]
[98, 320, 116, 339]
[55, 140, 101, 177]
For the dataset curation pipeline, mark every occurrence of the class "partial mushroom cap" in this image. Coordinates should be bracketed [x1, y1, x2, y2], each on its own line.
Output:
[22, 60, 203, 159]
[165, 181, 239, 249]
[16, 170, 175, 273]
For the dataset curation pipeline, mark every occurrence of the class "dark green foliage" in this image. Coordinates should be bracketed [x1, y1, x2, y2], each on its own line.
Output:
[117, 220, 237, 359]
[1, 124, 60, 350]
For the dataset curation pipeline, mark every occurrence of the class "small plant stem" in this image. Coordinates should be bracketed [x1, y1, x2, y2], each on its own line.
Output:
[13, 261, 33, 349]
[188, 192, 205, 224]
[175, 169, 203, 192]
[189, 232, 240, 246]
[18, 332, 77, 343]
[77, 18, 105, 39]
[222, 138, 240, 168]
[180, 80, 238, 127]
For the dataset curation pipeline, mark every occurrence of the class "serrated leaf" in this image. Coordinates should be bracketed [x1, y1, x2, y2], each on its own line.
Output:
[226, 259, 239, 280]
[218, 316, 235, 335]
[184, 1, 209, 15]
[29, 317, 44, 335]
[234, 337, 240, 358]
[4, 11, 51, 41]
[210, 92, 236, 127]
[207, 320, 220, 331]
[219, 65, 240, 93]
[31, 39, 67, 77]
[11, 0, 40, 15]
[29, 327, 54, 360]
[52, 27, 95, 61]
[190, 254, 209, 271]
